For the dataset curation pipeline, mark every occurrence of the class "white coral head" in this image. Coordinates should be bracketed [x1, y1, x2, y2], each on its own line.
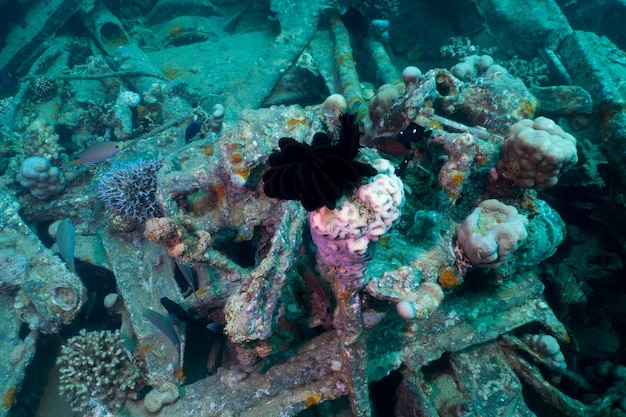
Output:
[397, 282, 444, 320]
[457, 199, 529, 267]
[402, 66, 421, 86]
[502, 116, 578, 189]
[118, 91, 141, 107]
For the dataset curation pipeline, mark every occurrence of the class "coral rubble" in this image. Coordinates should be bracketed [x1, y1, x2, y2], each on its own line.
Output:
[1, 1, 626, 417]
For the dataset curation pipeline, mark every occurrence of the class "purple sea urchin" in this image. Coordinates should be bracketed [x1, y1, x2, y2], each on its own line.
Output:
[98, 159, 162, 224]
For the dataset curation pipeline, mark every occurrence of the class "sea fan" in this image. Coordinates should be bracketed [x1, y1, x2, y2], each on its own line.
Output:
[262, 113, 377, 211]
[98, 159, 162, 223]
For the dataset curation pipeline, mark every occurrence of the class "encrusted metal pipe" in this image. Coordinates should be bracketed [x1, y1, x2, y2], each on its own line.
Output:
[329, 11, 367, 121]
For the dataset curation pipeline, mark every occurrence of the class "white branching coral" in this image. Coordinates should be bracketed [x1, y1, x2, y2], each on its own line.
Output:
[57, 329, 143, 413]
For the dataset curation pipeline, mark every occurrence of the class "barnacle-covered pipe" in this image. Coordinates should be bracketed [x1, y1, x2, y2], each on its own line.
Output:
[0, 189, 86, 333]
[333, 287, 371, 417]
[329, 11, 366, 120]
[83, 1, 168, 94]
[364, 31, 401, 85]
[224, 204, 306, 346]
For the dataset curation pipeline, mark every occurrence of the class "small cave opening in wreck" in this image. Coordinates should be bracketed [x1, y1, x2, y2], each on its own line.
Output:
[211, 227, 258, 269]
[17, 322, 30, 341]
[34, 220, 55, 249]
[370, 369, 404, 414]
[181, 322, 228, 385]
[54, 124, 78, 156]
[295, 396, 352, 417]
[7, 333, 69, 417]
[73, 263, 120, 331]
[294, 370, 405, 416]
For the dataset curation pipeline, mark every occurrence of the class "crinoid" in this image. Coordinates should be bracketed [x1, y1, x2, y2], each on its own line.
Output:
[262, 113, 377, 211]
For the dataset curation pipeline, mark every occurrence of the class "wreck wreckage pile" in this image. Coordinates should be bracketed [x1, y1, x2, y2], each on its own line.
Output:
[1, 0, 626, 416]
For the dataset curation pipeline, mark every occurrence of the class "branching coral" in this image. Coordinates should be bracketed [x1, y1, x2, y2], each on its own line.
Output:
[57, 329, 143, 413]
[27, 76, 57, 103]
[262, 112, 377, 211]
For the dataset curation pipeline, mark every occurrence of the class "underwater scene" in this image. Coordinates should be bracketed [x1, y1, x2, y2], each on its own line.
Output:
[1, 0, 626, 416]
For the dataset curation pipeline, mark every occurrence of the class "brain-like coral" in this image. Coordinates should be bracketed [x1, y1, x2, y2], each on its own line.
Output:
[308, 158, 404, 289]
[98, 159, 162, 224]
[457, 199, 528, 267]
[57, 329, 143, 413]
[498, 116, 578, 189]
[16, 156, 67, 200]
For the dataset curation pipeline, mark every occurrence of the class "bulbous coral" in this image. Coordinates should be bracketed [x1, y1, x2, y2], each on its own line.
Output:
[396, 282, 444, 320]
[456, 199, 528, 267]
[262, 112, 377, 211]
[98, 159, 162, 225]
[523, 334, 566, 370]
[498, 116, 578, 189]
[16, 156, 67, 199]
[143, 382, 180, 412]
[368, 83, 402, 125]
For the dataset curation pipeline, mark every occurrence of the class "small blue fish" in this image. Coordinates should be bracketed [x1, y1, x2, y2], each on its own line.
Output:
[143, 308, 180, 351]
[63, 141, 120, 167]
[1, 67, 15, 86]
[185, 122, 202, 143]
[160, 297, 223, 333]
[143, 308, 183, 371]
[57, 218, 75, 273]
[175, 260, 197, 295]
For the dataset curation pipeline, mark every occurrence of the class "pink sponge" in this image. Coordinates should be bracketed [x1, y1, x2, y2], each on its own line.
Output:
[308, 158, 404, 289]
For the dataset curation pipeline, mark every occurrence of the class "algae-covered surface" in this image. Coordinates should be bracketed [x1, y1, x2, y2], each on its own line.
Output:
[1, 1, 626, 416]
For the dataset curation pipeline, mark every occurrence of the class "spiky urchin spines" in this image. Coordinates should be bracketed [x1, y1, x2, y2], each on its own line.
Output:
[98, 159, 162, 224]
[262, 113, 377, 211]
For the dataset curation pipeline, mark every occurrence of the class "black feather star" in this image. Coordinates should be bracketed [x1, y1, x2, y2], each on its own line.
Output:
[262, 113, 378, 211]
